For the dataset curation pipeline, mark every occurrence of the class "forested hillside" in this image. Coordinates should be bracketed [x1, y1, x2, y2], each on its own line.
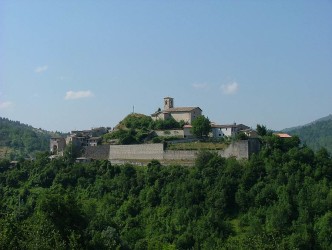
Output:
[284, 115, 332, 154]
[0, 135, 331, 249]
[0, 117, 63, 159]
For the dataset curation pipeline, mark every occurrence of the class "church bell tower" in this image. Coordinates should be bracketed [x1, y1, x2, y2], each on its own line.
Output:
[164, 97, 174, 110]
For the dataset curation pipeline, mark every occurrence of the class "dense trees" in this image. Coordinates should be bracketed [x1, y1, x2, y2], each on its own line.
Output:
[191, 115, 211, 138]
[256, 124, 267, 136]
[0, 134, 331, 249]
[119, 113, 184, 131]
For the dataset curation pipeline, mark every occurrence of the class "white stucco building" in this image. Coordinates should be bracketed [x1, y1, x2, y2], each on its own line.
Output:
[211, 123, 250, 138]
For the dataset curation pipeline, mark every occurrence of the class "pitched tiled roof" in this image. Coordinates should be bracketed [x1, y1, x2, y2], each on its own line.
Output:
[211, 124, 249, 129]
[211, 124, 237, 128]
[165, 107, 201, 112]
[274, 133, 292, 138]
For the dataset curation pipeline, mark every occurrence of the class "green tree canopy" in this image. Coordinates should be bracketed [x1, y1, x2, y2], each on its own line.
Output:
[256, 124, 267, 136]
[191, 115, 211, 138]
[0, 133, 331, 249]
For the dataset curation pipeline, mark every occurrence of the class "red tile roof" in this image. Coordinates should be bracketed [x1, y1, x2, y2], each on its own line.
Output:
[274, 133, 292, 138]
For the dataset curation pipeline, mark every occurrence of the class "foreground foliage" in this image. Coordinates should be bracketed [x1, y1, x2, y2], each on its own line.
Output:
[0, 135, 331, 249]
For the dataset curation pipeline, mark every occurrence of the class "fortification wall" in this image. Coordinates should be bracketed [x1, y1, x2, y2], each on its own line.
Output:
[107, 139, 261, 164]
[218, 140, 249, 159]
[109, 144, 164, 160]
[83, 145, 110, 160]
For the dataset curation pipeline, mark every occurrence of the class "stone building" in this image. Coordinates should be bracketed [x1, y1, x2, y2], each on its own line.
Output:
[183, 125, 194, 138]
[151, 97, 202, 124]
[66, 135, 88, 147]
[88, 137, 102, 146]
[51, 128, 105, 156]
[50, 137, 66, 155]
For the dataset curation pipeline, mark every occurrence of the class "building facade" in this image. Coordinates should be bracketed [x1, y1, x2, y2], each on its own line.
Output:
[211, 123, 250, 138]
[50, 137, 66, 155]
[151, 97, 202, 124]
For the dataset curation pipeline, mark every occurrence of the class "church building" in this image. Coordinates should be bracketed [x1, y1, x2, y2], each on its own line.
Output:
[151, 97, 202, 124]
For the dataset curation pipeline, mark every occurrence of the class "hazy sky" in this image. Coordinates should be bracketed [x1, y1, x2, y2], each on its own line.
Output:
[1, 1, 331, 132]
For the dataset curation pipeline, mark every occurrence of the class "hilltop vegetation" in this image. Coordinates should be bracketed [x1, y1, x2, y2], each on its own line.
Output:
[103, 113, 186, 144]
[284, 114, 332, 154]
[0, 134, 331, 249]
[0, 117, 64, 159]
[117, 113, 184, 131]
[104, 113, 213, 146]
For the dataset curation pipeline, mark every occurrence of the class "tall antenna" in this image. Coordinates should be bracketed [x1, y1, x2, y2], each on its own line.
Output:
[133, 105, 135, 114]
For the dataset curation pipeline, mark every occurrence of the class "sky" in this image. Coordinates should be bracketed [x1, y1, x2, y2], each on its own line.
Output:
[1, 1, 332, 132]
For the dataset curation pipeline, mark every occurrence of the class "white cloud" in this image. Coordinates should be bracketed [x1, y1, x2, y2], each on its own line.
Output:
[0, 101, 13, 109]
[65, 90, 94, 100]
[220, 81, 239, 95]
[192, 83, 209, 90]
[34, 65, 48, 73]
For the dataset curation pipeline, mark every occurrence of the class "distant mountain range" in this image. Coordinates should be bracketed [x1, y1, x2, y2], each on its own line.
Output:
[283, 114, 332, 154]
[0, 117, 64, 159]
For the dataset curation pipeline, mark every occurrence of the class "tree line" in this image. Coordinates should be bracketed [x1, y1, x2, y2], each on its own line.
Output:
[0, 133, 331, 249]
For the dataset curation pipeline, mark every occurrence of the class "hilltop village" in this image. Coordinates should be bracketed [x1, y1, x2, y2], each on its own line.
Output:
[50, 97, 263, 164]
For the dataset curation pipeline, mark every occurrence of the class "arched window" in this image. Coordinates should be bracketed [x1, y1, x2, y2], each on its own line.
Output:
[53, 145, 58, 154]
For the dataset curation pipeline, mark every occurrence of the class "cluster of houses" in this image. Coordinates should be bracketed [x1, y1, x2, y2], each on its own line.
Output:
[50, 97, 269, 156]
[152, 97, 258, 139]
[50, 127, 110, 156]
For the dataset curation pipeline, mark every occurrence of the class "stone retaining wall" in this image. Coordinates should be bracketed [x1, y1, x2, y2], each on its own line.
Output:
[109, 144, 164, 160]
[83, 145, 110, 160]
[108, 139, 260, 163]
